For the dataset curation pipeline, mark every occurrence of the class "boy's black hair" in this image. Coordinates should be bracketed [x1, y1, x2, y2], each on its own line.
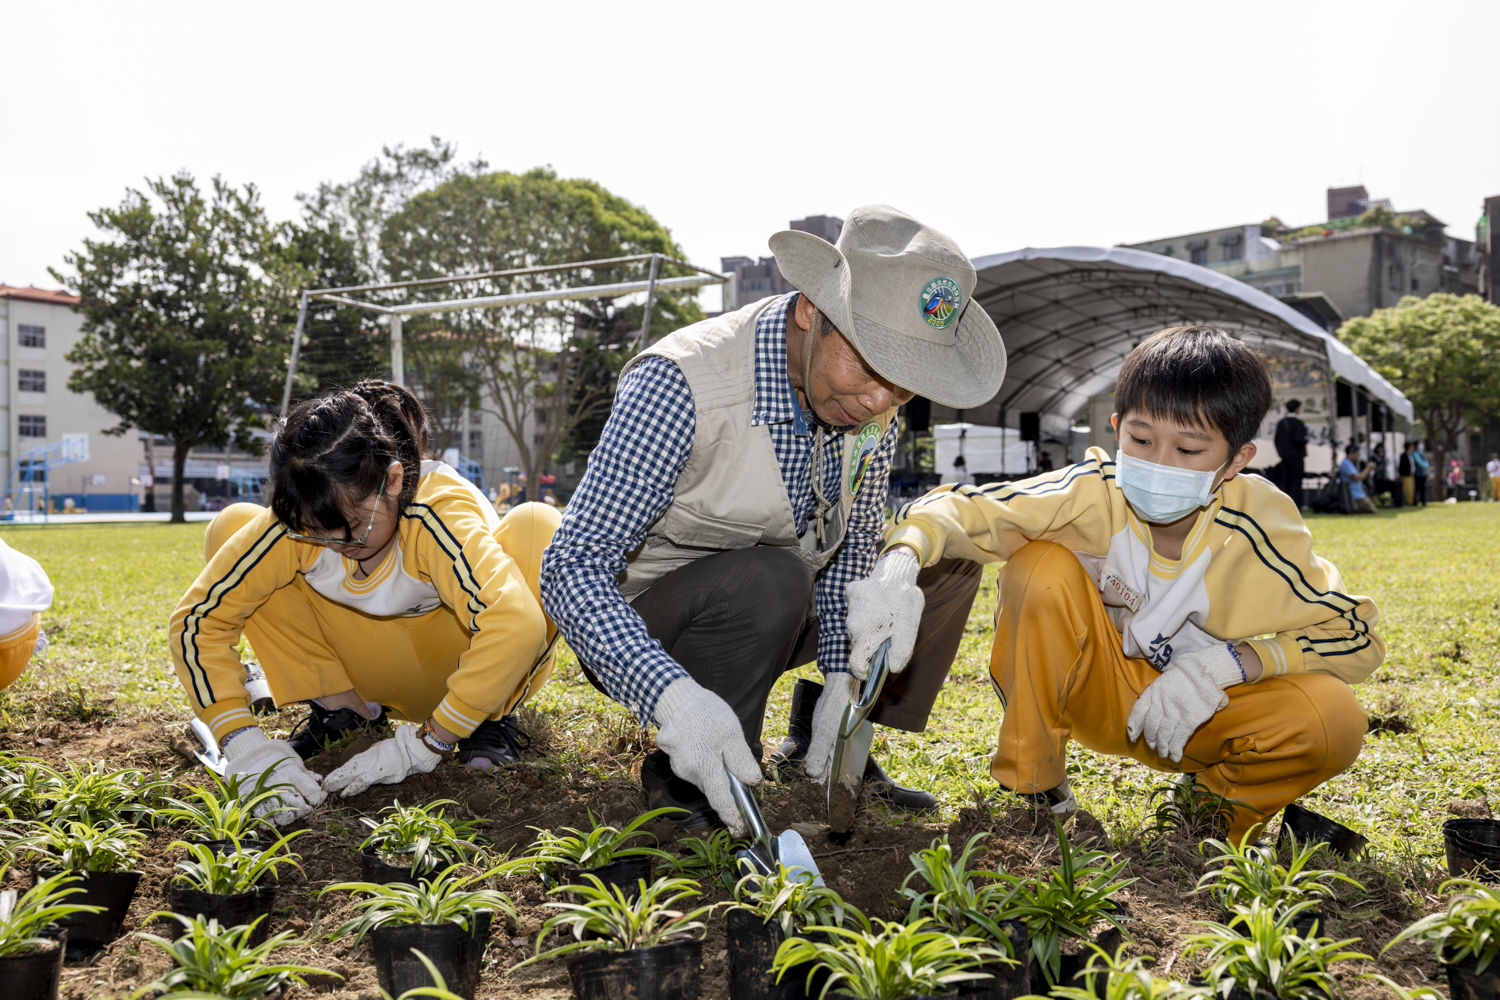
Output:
[268, 380, 430, 537]
[1114, 326, 1272, 454]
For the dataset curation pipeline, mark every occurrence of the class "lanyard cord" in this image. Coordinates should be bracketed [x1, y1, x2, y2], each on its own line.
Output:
[803, 309, 830, 551]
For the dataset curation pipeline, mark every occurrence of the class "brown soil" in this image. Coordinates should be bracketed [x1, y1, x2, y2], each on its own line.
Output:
[1, 716, 1448, 1000]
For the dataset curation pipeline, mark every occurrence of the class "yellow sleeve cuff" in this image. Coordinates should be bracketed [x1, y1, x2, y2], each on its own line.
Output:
[432, 693, 492, 739]
[882, 523, 936, 567]
[1246, 636, 1304, 680]
[201, 700, 256, 743]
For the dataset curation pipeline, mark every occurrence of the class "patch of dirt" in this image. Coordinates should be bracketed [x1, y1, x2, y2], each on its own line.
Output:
[0, 720, 1449, 1000]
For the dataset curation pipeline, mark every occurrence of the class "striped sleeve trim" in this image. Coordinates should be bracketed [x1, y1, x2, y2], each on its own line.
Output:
[178, 522, 287, 709]
[405, 504, 487, 629]
[0, 612, 40, 647]
[894, 460, 1113, 523]
[1215, 506, 1375, 659]
[204, 703, 256, 742]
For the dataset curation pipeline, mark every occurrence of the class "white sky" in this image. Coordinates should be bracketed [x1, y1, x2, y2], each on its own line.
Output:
[4, 0, 1496, 313]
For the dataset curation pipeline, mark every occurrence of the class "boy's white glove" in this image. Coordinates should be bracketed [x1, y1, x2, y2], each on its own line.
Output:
[323, 724, 442, 797]
[1126, 644, 1246, 762]
[846, 550, 923, 679]
[653, 676, 762, 836]
[222, 729, 325, 825]
[802, 673, 858, 783]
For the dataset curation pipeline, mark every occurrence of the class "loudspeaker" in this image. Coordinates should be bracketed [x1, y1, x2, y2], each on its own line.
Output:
[1019, 411, 1040, 442]
[906, 396, 931, 433]
[1335, 382, 1352, 418]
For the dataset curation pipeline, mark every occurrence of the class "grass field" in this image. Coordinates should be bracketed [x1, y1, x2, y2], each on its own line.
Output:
[2, 501, 1495, 869]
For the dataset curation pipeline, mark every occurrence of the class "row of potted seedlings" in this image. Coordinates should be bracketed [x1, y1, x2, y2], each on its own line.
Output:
[3, 749, 1500, 1000]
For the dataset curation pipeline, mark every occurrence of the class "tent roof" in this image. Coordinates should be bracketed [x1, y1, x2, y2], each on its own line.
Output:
[968, 246, 1412, 422]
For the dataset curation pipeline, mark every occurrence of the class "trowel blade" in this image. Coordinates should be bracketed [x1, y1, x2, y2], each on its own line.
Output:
[775, 830, 824, 885]
[190, 718, 227, 775]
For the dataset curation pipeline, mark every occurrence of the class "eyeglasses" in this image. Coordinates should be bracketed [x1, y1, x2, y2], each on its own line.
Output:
[283, 474, 386, 549]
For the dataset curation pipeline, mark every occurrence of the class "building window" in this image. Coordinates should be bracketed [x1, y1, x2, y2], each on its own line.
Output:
[1411, 277, 1420, 292]
[18, 324, 44, 348]
[18, 415, 46, 438]
[17, 369, 45, 392]
[1190, 246, 1208, 265]
[1222, 243, 1242, 262]
[468, 431, 481, 453]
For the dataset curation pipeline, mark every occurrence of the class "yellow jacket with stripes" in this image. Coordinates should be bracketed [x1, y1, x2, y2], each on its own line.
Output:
[171, 464, 550, 741]
[886, 447, 1382, 684]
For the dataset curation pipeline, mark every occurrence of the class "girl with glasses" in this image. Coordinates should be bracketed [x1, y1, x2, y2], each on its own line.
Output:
[169, 380, 560, 824]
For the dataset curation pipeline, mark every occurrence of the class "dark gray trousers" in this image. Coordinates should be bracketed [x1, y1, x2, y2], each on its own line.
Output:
[620, 547, 982, 758]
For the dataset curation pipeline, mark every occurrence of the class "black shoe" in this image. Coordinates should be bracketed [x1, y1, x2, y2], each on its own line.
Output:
[768, 678, 820, 779]
[640, 750, 720, 833]
[865, 756, 940, 813]
[287, 703, 389, 760]
[457, 714, 530, 769]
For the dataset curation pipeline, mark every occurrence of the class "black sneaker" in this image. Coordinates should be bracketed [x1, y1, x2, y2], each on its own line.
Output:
[456, 714, 530, 770]
[287, 703, 389, 760]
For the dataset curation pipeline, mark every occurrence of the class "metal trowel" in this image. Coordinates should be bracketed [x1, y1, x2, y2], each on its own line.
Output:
[190, 717, 227, 775]
[725, 767, 823, 884]
[827, 637, 892, 834]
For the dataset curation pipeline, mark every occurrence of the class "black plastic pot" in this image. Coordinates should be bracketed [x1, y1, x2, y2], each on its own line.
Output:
[559, 855, 654, 900]
[829, 992, 957, 1000]
[1029, 924, 1123, 994]
[32, 867, 140, 956]
[1278, 802, 1367, 858]
[1445, 952, 1500, 1000]
[1, 931, 65, 1000]
[359, 846, 436, 885]
[567, 936, 701, 1000]
[369, 912, 493, 1000]
[726, 909, 831, 1000]
[1443, 818, 1500, 882]
[956, 920, 1030, 999]
[165, 883, 278, 946]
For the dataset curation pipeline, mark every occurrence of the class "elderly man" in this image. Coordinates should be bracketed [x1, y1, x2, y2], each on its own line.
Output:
[539, 206, 1006, 833]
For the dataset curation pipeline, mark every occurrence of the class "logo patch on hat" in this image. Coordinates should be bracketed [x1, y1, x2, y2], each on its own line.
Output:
[920, 277, 961, 329]
[848, 422, 882, 496]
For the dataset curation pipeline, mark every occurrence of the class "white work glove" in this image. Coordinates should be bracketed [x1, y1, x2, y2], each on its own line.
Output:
[222, 729, 325, 826]
[323, 724, 443, 798]
[846, 550, 923, 680]
[653, 676, 762, 837]
[802, 672, 858, 784]
[1126, 644, 1247, 762]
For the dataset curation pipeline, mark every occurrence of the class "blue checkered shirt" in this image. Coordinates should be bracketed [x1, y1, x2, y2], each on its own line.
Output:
[539, 293, 896, 726]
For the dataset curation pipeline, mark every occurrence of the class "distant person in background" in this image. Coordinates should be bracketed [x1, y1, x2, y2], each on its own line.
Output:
[952, 454, 973, 486]
[1398, 441, 1415, 507]
[1339, 443, 1378, 514]
[0, 537, 52, 691]
[1039, 450, 1054, 473]
[1487, 453, 1500, 503]
[1412, 441, 1431, 506]
[1446, 458, 1466, 501]
[1273, 398, 1309, 508]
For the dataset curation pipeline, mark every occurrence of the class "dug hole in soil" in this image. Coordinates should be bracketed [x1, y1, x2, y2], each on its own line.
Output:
[1, 713, 1447, 1000]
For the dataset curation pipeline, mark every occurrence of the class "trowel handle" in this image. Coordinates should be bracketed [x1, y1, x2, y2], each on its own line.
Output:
[724, 767, 775, 862]
[853, 639, 892, 713]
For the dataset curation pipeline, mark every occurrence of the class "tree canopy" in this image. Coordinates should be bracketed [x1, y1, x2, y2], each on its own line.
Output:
[53, 173, 305, 521]
[378, 166, 703, 490]
[1339, 293, 1500, 473]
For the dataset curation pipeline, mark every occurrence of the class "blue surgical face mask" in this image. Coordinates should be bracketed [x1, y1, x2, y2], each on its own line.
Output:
[1114, 449, 1222, 524]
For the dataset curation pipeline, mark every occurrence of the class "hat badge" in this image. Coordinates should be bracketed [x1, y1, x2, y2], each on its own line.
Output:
[920, 277, 961, 330]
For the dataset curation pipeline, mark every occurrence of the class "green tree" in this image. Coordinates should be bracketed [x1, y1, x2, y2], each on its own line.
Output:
[1340, 293, 1500, 485]
[296, 138, 484, 438]
[53, 173, 306, 522]
[380, 167, 702, 491]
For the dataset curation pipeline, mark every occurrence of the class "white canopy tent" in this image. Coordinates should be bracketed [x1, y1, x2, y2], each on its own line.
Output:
[958, 246, 1412, 460]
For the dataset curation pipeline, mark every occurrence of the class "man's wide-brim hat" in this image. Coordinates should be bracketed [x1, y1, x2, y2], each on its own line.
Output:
[770, 204, 1006, 409]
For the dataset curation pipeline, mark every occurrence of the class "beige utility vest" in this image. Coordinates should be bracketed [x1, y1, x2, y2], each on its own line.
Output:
[615, 297, 896, 600]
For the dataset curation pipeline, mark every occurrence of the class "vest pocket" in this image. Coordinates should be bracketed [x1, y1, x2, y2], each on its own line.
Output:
[658, 504, 765, 548]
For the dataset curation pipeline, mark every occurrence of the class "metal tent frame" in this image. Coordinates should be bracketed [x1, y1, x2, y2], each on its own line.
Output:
[280, 253, 727, 416]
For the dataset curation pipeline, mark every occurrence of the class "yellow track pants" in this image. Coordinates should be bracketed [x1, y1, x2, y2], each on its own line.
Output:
[206, 501, 560, 725]
[988, 541, 1366, 842]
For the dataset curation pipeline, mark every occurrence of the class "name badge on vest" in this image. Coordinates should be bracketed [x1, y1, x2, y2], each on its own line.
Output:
[1100, 570, 1143, 613]
[848, 422, 882, 496]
